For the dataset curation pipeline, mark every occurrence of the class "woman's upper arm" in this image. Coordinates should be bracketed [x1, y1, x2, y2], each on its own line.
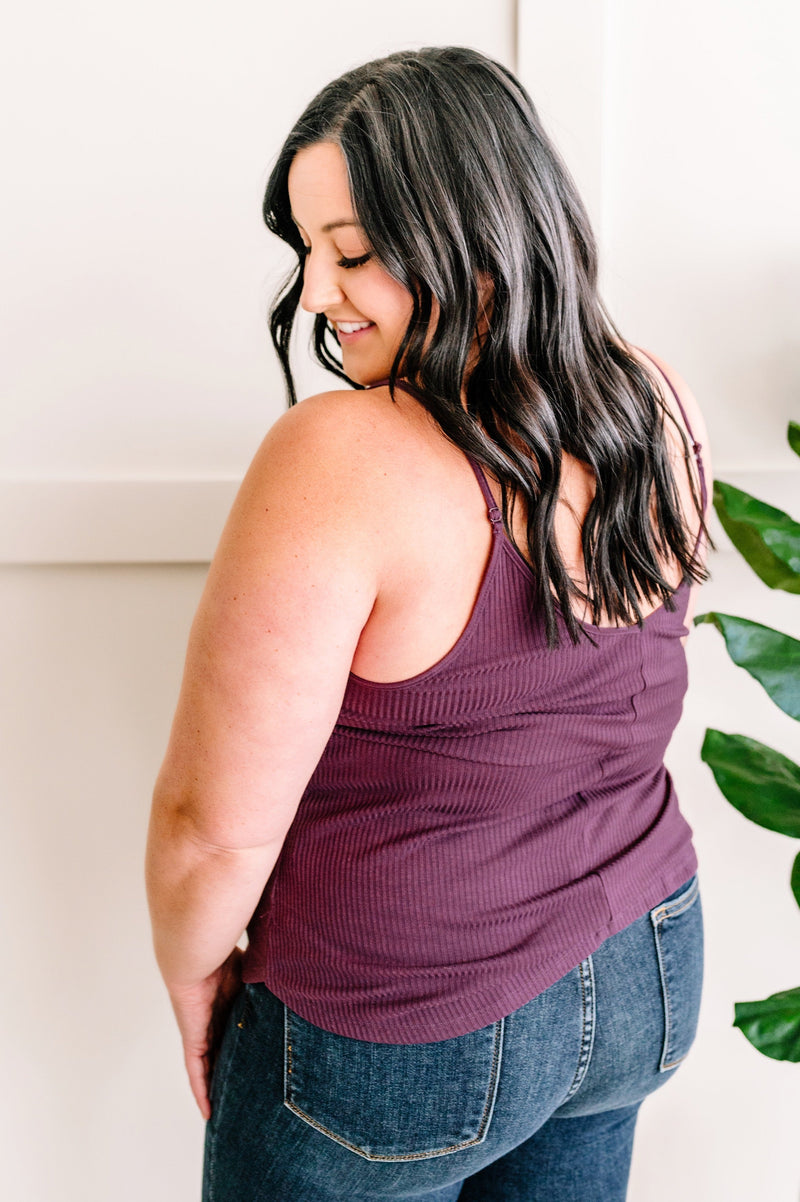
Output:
[154, 393, 383, 851]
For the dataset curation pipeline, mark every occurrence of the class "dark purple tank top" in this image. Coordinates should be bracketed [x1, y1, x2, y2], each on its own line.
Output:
[242, 355, 707, 1042]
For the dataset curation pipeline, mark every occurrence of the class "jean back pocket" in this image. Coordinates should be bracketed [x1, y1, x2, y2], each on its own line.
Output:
[283, 1005, 504, 1161]
[650, 874, 704, 1071]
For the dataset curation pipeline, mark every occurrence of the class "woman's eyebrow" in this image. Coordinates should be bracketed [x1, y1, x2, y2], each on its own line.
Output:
[290, 214, 363, 234]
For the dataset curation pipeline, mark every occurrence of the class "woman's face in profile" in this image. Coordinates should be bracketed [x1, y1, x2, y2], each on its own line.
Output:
[287, 141, 416, 386]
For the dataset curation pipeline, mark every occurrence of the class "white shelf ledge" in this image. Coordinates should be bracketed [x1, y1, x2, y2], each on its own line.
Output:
[0, 471, 796, 565]
[0, 479, 240, 565]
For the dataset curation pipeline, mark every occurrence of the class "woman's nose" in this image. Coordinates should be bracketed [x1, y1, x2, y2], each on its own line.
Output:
[299, 254, 345, 314]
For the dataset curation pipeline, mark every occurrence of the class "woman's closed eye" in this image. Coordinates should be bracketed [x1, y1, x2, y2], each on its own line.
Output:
[299, 245, 372, 270]
[337, 252, 372, 269]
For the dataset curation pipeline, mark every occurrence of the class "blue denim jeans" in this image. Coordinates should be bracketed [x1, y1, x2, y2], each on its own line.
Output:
[202, 873, 703, 1201]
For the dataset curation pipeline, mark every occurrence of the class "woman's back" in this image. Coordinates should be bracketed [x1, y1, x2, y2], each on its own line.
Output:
[347, 344, 711, 685]
[241, 345, 710, 1042]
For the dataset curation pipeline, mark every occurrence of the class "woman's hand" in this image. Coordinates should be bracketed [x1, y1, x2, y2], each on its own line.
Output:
[167, 947, 244, 1121]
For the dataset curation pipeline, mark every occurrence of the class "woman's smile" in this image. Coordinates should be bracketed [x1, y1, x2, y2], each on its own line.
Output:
[287, 142, 415, 385]
[334, 320, 376, 343]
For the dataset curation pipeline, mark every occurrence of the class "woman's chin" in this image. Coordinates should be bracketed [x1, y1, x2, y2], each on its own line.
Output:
[342, 357, 392, 388]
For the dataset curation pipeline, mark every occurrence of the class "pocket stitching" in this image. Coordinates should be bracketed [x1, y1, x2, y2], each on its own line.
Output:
[650, 875, 699, 923]
[282, 1007, 505, 1162]
[650, 878, 700, 1071]
[562, 956, 596, 1102]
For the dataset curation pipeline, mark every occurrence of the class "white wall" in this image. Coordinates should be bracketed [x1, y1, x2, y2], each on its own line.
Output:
[1, 0, 513, 560]
[3, 2, 799, 1200]
[0, 564, 209, 1201]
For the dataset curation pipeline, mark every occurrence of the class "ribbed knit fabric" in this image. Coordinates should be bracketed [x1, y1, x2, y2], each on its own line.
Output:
[242, 357, 706, 1043]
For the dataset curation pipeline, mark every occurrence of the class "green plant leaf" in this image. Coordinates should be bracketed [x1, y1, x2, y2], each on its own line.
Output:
[700, 729, 800, 835]
[789, 421, 800, 459]
[693, 612, 800, 720]
[792, 850, 800, 911]
[734, 988, 800, 1062]
[713, 480, 800, 593]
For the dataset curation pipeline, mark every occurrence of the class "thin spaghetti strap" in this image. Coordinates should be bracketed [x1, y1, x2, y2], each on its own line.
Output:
[637, 349, 707, 512]
[465, 457, 504, 527]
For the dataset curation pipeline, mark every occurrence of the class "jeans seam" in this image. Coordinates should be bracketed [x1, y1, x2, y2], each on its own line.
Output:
[563, 956, 596, 1101]
[282, 1009, 505, 1162]
[651, 878, 699, 1070]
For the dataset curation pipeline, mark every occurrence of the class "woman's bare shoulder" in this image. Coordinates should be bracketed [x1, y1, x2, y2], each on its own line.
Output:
[227, 383, 434, 578]
[262, 384, 424, 484]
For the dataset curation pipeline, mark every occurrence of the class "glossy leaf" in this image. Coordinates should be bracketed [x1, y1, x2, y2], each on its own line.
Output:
[694, 612, 800, 720]
[789, 421, 800, 459]
[713, 480, 800, 593]
[734, 988, 800, 1062]
[700, 729, 800, 836]
[792, 850, 800, 911]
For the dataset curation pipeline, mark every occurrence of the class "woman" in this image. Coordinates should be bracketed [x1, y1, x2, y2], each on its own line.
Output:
[146, 46, 714, 1201]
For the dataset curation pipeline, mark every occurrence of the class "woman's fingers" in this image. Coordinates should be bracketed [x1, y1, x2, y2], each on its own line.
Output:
[169, 950, 246, 1121]
[170, 984, 216, 1120]
[203, 950, 244, 1090]
[184, 1042, 212, 1121]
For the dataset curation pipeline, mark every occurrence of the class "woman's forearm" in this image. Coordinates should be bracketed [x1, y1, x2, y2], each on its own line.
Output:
[145, 803, 280, 991]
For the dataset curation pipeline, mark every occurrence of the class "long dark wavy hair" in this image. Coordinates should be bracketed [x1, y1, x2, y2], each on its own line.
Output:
[263, 45, 713, 648]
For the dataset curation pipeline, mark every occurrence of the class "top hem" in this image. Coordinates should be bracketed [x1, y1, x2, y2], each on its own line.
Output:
[242, 847, 699, 1045]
